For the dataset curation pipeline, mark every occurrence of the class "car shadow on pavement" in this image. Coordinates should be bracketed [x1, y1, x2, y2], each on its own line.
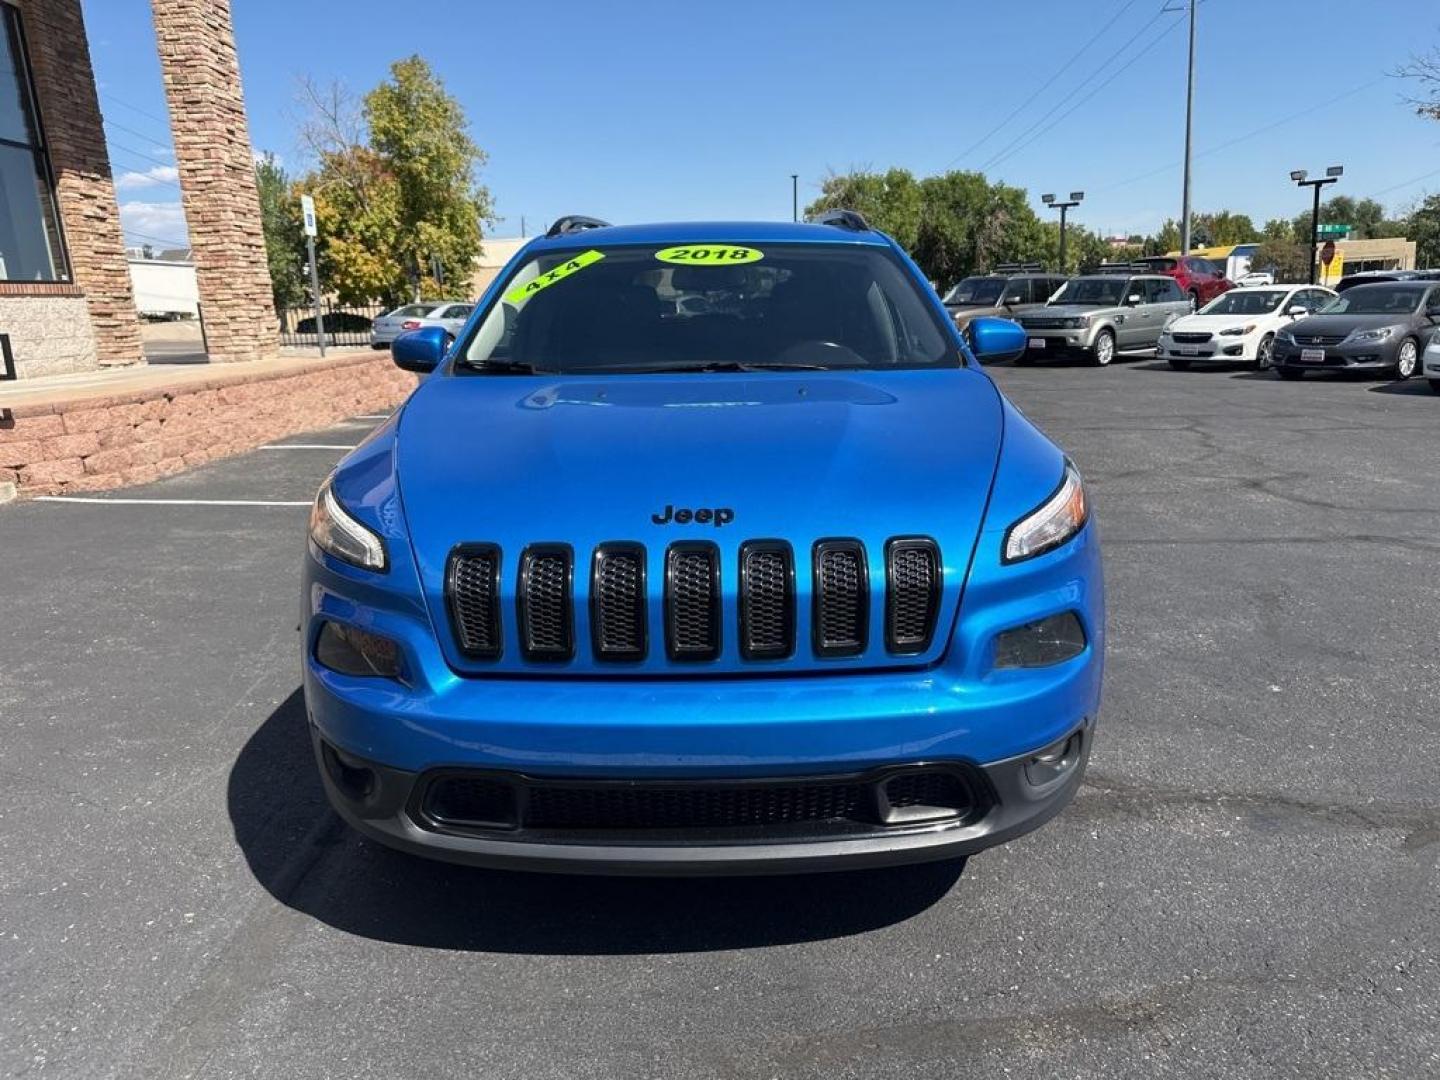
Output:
[1367, 379, 1435, 396]
[1131, 359, 1258, 375]
[228, 690, 966, 954]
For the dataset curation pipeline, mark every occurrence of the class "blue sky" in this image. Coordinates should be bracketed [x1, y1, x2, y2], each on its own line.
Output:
[82, 0, 1440, 251]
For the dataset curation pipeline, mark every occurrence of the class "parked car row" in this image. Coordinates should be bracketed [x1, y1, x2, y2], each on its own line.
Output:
[370, 301, 475, 348]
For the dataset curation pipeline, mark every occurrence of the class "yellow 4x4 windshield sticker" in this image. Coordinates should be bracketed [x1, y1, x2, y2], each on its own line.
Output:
[503, 249, 605, 306]
[655, 245, 764, 265]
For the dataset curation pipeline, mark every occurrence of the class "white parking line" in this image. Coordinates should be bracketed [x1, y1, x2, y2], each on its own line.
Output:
[259, 444, 359, 450]
[34, 497, 311, 506]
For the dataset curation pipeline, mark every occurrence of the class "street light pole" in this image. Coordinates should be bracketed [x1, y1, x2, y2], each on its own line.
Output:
[791, 174, 798, 222]
[1041, 192, 1084, 272]
[1290, 166, 1343, 285]
[1179, 0, 1196, 255]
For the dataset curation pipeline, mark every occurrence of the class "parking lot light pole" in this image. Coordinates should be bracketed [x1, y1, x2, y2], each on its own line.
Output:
[1041, 192, 1084, 272]
[791, 174, 798, 222]
[1291, 166, 1343, 285]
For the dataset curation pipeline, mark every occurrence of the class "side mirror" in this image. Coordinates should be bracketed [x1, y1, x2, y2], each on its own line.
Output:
[392, 325, 448, 373]
[965, 315, 1027, 364]
[1125, 293, 1142, 306]
[1287, 305, 1307, 317]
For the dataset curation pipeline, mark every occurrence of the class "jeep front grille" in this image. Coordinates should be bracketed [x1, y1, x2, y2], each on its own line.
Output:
[444, 535, 943, 666]
[885, 538, 942, 654]
[813, 539, 868, 656]
[591, 543, 646, 661]
[517, 545, 573, 661]
[665, 542, 722, 660]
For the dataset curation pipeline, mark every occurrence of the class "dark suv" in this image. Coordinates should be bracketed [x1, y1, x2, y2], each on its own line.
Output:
[1137, 255, 1233, 307]
[941, 265, 1068, 329]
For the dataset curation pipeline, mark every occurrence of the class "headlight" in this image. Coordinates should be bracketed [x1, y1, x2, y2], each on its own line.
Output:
[309, 477, 388, 571]
[1219, 324, 1255, 336]
[1003, 463, 1089, 563]
[1346, 326, 1394, 344]
[1277, 330, 1296, 345]
[1062, 316, 1089, 329]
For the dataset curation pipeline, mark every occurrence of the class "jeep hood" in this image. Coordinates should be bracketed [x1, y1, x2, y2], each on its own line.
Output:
[394, 368, 1006, 675]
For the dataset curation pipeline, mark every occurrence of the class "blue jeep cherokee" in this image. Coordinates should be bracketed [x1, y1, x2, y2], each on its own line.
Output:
[302, 212, 1104, 875]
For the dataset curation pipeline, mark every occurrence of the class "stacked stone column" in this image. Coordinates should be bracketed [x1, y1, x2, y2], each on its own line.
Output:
[151, 0, 276, 363]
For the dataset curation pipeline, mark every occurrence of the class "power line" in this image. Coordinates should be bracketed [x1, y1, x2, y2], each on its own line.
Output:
[99, 92, 171, 129]
[1093, 79, 1385, 194]
[103, 115, 172, 150]
[121, 227, 190, 248]
[984, 13, 1184, 174]
[943, 0, 1140, 168]
[979, 4, 1174, 174]
[1370, 166, 1440, 200]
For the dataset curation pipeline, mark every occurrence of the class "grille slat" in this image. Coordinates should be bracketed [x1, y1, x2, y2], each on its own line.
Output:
[813, 540, 868, 657]
[739, 541, 794, 660]
[665, 542, 721, 661]
[1170, 331, 1213, 344]
[447, 545, 502, 659]
[518, 545, 574, 661]
[886, 538, 942, 654]
[591, 543, 647, 661]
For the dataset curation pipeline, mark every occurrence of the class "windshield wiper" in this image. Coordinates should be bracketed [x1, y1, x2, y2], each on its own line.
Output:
[643, 361, 834, 373]
[462, 358, 545, 375]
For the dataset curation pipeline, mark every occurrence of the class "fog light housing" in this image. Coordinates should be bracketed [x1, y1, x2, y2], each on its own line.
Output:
[320, 740, 376, 801]
[994, 611, 1086, 669]
[315, 620, 403, 680]
[1024, 731, 1083, 787]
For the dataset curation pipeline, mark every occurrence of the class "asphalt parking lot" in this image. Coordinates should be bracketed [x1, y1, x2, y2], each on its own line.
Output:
[3, 360, 1438, 1079]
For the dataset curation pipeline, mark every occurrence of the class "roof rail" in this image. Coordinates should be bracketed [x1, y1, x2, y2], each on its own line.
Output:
[545, 214, 611, 238]
[807, 208, 872, 232]
[1086, 261, 1152, 275]
[992, 262, 1046, 273]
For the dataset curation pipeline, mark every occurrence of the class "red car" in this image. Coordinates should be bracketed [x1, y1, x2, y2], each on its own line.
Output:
[1138, 255, 1234, 307]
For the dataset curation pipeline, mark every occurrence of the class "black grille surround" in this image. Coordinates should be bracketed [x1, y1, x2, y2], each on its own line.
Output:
[447, 544, 502, 659]
[411, 762, 989, 844]
[517, 544, 574, 661]
[885, 537, 943, 654]
[1170, 331, 1213, 344]
[738, 540, 795, 660]
[442, 536, 946, 667]
[813, 539, 869, 657]
[590, 543, 647, 661]
[665, 541, 722, 661]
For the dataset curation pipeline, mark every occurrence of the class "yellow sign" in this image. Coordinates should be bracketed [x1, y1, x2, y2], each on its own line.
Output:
[655, 245, 764, 265]
[1318, 250, 1344, 287]
[503, 249, 605, 306]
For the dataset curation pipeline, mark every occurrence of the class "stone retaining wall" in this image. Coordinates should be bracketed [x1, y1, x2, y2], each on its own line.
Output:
[0, 353, 417, 496]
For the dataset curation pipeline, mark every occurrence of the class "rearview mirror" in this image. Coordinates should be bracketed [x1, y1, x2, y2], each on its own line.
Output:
[965, 316, 1027, 364]
[1287, 305, 1307, 317]
[392, 325, 448, 373]
[1125, 293, 1142, 306]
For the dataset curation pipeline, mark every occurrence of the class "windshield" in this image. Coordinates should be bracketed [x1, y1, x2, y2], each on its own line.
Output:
[1050, 277, 1127, 306]
[1319, 285, 1424, 315]
[1199, 290, 1286, 316]
[943, 277, 1005, 306]
[388, 303, 440, 318]
[456, 243, 959, 374]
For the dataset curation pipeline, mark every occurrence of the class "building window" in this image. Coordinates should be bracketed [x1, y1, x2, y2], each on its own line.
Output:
[0, 4, 67, 282]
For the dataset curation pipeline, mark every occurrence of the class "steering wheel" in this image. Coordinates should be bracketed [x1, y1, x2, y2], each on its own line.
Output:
[772, 340, 868, 368]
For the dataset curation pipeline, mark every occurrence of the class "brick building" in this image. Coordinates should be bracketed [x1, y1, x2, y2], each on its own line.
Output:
[0, 0, 274, 381]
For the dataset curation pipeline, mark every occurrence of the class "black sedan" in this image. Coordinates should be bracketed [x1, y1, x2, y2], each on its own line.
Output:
[1272, 282, 1440, 380]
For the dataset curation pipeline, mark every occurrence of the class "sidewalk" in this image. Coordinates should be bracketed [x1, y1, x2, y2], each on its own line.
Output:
[1, 350, 416, 498]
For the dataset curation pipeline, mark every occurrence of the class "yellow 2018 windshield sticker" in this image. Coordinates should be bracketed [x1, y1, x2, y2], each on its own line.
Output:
[503, 249, 605, 305]
[655, 245, 764, 265]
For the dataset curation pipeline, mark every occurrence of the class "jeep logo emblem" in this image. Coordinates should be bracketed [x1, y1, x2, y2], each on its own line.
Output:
[651, 504, 734, 527]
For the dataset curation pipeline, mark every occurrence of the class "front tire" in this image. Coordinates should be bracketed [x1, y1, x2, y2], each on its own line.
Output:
[1395, 337, 1419, 380]
[1254, 334, 1275, 371]
[1091, 329, 1115, 367]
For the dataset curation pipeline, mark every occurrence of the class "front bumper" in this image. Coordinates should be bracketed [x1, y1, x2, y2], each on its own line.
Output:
[1159, 334, 1255, 361]
[311, 719, 1093, 875]
[1017, 329, 1095, 357]
[1272, 336, 1401, 371]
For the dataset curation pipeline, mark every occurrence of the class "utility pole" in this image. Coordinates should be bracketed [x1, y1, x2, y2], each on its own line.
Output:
[1041, 192, 1084, 272]
[1179, 0, 1196, 255]
[1291, 166, 1343, 285]
[791, 174, 799, 222]
[300, 193, 325, 358]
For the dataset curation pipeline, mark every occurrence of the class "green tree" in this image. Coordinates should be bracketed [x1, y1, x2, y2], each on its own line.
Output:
[254, 152, 307, 314]
[295, 58, 493, 304]
[1249, 239, 1310, 282]
[1402, 193, 1440, 266]
[1261, 217, 1298, 243]
[1289, 195, 1389, 241]
[808, 168, 923, 252]
[1148, 218, 1181, 254]
[1192, 210, 1259, 246]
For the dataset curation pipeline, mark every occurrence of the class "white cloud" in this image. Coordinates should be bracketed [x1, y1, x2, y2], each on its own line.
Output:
[119, 200, 189, 247]
[114, 165, 179, 191]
